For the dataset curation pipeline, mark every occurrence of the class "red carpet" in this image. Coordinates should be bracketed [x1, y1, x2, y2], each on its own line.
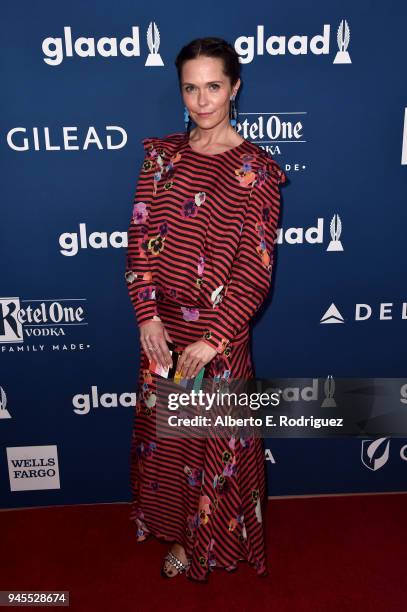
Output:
[2, 493, 406, 611]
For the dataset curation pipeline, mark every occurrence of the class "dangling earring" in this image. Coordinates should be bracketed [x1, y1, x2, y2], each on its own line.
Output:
[184, 105, 191, 131]
[229, 95, 237, 127]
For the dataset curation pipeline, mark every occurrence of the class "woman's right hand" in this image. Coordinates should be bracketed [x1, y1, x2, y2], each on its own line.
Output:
[139, 320, 173, 370]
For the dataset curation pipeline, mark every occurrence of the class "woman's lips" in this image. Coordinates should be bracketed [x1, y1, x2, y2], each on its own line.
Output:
[197, 112, 213, 116]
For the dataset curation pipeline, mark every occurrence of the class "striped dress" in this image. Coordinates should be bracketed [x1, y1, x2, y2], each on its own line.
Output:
[125, 130, 287, 582]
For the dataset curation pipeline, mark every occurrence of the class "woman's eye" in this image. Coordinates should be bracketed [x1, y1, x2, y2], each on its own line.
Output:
[209, 84, 220, 90]
[185, 85, 194, 92]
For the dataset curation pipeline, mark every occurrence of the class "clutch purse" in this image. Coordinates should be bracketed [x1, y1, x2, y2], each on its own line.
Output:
[148, 341, 210, 391]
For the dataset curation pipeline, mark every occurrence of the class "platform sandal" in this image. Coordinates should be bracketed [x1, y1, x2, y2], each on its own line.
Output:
[160, 550, 191, 578]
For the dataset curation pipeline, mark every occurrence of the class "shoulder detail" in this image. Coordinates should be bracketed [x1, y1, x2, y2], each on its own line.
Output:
[246, 141, 288, 186]
[141, 131, 186, 156]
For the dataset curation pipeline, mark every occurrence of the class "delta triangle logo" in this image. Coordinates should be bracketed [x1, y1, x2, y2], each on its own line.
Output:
[320, 303, 345, 324]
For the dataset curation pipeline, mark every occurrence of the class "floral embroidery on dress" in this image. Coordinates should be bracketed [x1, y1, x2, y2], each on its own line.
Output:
[180, 307, 200, 322]
[255, 221, 272, 270]
[132, 201, 148, 224]
[234, 153, 257, 189]
[137, 286, 156, 302]
[181, 197, 198, 218]
[211, 285, 224, 308]
[143, 141, 182, 195]
[184, 465, 203, 486]
[147, 222, 169, 256]
[197, 254, 205, 276]
[195, 191, 206, 206]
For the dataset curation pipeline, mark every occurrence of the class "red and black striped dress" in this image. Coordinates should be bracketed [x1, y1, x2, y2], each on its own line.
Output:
[125, 130, 287, 582]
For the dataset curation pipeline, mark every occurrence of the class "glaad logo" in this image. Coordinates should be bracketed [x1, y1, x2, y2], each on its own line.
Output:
[0, 297, 87, 347]
[321, 375, 336, 407]
[145, 21, 163, 66]
[333, 19, 351, 64]
[276, 214, 344, 250]
[63, 217, 344, 256]
[7, 445, 60, 491]
[234, 20, 352, 64]
[327, 214, 343, 251]
[361, 438, 390, 471]
[42, 22, 164, 67]
[73, 386, 136, 415]
[321, 302, 407, 324]
[59, 223, 128, 256]
[0, 387, 11, 419]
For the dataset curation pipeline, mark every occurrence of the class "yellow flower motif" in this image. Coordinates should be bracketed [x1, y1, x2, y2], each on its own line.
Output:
[143, 159, 153, 172]
[147, 235, 165, 255]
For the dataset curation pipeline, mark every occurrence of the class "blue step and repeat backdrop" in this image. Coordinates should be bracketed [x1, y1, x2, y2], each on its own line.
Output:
[2, 1, 406, 509]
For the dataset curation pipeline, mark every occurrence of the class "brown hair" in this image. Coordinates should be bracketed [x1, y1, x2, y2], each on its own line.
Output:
[174, 37, 241, 89]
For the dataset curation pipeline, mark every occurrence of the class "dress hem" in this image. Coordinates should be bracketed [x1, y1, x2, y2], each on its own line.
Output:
[129, 513, 269, 582]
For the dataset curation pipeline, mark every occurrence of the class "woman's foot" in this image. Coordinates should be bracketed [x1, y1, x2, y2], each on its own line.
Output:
[161, 542, 189, 578]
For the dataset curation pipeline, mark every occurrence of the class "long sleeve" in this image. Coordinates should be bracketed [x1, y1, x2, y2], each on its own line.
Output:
[201, 156, 287, 354]
[125, 138, 161, 327]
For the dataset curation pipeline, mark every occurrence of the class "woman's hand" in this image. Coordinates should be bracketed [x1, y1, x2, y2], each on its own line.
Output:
[139, 321, 173, 370]
[176, 340, 218, 379]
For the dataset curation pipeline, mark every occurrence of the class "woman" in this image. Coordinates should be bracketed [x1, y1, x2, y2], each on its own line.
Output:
[125, 37, 287, 582]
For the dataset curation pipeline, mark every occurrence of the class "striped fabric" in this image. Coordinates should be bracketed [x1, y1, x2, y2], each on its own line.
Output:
[125, 131, 287, 582]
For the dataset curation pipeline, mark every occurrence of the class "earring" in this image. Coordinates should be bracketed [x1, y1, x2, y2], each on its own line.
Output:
[184, 105, 190, 131]
[229, 95, 237, 127]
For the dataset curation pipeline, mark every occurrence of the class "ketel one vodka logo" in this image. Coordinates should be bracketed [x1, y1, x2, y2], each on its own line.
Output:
[333, 19, 351, 64]
[0, 297, 86, 343]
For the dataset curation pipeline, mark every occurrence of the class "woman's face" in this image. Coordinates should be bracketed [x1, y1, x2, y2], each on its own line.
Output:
[181, 55, 240, 130]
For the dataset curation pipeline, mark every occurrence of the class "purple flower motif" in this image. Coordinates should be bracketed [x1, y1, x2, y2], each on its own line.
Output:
[223, 463, 237, 477]
[239, 437, 252, 449]
[159, 222, 169, 237]
[187, 468, 203, 486]
[181, 307, 200, 322]
[262, 206, 270, 223]
[132, 202, 148, 224]
[138, 287, 155, 302]
[242, 162, 252, 172]
[197, 255, 205, 276]
[155, 286, 165, 301]
[181, 198, 198, 218]
[167, 287, 177, 298]
[165, 163, 175, 179]
[257, 166, 268, 188]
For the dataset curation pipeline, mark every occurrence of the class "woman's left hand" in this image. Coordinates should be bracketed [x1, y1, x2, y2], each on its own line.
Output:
[176, 340, 217, 379]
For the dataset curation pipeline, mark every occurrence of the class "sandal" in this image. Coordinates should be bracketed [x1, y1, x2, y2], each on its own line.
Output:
[161, 550, 191, 578]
